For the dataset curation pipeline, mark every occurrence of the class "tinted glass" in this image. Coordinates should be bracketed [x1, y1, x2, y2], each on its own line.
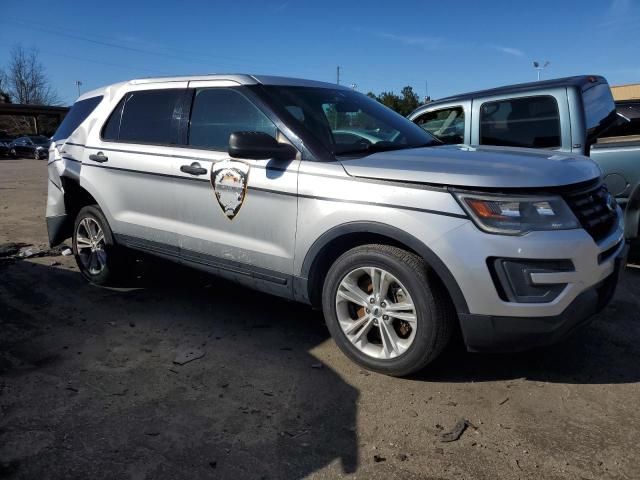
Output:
[415, 107, 465, 144]
[28, 135, 50, 143]
[188, 88, 277, 150]
[117, 89, 182, 144]
[52, 96, 102, 141]
[583, 83, 617, 140]
[101, 99, 124, 141]
[480, 96, 560, 148]
[260, 86, 438, 156]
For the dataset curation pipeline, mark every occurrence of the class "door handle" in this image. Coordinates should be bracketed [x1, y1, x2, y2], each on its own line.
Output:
[88, 152, 108, 163]
[180, 162, 207, 175]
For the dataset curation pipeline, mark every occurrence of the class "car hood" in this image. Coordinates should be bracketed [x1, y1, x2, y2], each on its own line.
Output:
[339, 145, 601, 189]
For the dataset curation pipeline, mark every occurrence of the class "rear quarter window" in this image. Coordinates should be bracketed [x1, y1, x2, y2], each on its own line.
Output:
[52, 96, 103, 141]
[480, 96, 560, 148]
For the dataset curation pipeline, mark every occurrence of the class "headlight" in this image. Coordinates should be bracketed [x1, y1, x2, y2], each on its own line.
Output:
[454, 192, 579, 235]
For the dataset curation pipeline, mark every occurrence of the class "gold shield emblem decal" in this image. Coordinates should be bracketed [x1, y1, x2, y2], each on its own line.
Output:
[211, 159, 250, 220]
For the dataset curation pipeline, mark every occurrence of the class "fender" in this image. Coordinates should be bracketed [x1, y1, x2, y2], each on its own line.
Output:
[297, 221, 469, 314]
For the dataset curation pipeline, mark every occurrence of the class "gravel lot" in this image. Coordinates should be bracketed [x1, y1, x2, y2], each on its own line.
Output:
[1, 159, 639, 480]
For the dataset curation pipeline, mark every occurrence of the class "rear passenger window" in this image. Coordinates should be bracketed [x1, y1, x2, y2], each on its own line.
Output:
[188, 88, 277, 150]
[480, 96, 561, 148]
[415, 107, 465, 144]
[102, 89, 183, 144]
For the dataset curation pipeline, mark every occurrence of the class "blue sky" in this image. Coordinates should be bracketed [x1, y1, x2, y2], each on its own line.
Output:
[1, 0, 639, 105]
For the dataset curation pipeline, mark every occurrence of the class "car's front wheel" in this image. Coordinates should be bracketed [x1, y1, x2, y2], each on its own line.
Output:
[73, 205, 127, 285]
[9, 148, 17, 158]
[322, 244, 455, 377]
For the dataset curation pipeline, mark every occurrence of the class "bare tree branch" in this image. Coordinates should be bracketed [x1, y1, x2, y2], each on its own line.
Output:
[5, 46, 61, 105]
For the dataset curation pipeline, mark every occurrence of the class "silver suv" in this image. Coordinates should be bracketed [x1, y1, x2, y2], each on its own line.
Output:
[46, 75, 627, 376]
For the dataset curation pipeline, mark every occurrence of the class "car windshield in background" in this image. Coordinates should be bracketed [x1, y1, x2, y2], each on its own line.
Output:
[28, 136, 50, 144]
[52, 95, 103, 142]
[260, 86, 439, 156]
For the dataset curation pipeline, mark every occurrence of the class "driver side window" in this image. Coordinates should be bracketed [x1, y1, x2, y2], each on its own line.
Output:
[415, 107, 465, 144]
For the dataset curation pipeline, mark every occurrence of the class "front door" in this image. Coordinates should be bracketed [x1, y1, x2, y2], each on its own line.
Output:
[174, 83, 299, 297]
[81, 83, 188, 255]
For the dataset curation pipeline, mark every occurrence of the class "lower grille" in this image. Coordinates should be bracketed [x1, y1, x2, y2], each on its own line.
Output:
[563, 183, 617, 242]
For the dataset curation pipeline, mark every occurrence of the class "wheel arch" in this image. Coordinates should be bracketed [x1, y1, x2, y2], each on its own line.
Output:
[298, 221, 469, 314]
[48, 177, 102, 246]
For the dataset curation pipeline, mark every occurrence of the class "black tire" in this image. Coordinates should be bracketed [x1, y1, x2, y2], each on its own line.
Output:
[9, 148, 17, 159]
[34, 150, 40, 160]
[322, 244, 455, 377]
[72, 205, 128, 286]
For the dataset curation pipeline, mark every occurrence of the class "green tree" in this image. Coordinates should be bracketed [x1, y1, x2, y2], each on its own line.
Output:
[367, 86, 424, 116]
[399, 86, 420, 116]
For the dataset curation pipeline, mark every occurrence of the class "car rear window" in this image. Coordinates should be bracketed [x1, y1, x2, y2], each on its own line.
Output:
[102, 89, 183, 145]
[52, 95, 103, 141]
[480, 96, 561, 148]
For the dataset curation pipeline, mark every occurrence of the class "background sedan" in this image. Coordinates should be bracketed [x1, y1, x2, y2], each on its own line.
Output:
[9, 135, 51, 159]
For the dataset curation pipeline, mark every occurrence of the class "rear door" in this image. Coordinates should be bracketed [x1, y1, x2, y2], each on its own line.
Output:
[81, 82, 188, 255]
[174, 81, 300, 296]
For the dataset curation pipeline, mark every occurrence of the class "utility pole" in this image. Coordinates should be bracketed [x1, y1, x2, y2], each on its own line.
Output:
[336, 66, 340, 85]
[75, 80, 83, 97]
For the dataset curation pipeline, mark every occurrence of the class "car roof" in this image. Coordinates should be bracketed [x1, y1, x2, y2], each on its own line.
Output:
[76, 74, 348, 102]
[424, 75, 607, 107]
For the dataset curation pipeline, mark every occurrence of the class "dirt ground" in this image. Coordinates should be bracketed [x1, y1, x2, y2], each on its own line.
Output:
[1, 159, 639, 480]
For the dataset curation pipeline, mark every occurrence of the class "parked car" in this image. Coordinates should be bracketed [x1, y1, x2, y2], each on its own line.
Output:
[408, 75, 640, 245]
[9, 135, 52, 159]
[46, 74, 627, 376]
[0, 137, 13, 156]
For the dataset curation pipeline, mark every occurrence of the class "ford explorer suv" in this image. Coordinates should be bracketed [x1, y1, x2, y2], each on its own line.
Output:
[46, 75, 627, 376]
[408, 75, 640, 253]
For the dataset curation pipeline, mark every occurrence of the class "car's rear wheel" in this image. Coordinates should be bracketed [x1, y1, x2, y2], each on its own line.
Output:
[322, 244, 455, 377]
[73, 205, 127, 285]
[34, 150, 40, 160]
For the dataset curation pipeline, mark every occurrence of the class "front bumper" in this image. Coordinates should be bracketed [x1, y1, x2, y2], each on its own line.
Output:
[458, 242, 628, 352]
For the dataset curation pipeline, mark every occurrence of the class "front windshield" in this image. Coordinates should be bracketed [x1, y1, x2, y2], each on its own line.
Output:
[29, 135, 50, 143]
[260, 86, 439, 155]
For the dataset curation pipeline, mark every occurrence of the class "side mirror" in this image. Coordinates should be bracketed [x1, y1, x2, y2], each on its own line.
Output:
[228, 131, 297, 161]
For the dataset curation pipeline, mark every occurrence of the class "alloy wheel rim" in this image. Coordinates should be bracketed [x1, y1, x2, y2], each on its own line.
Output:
[75, 217, 107, 275]
[335, 266, 417, 360]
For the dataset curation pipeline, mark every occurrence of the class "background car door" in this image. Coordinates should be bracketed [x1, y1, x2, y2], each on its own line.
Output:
[81, 83, 188, 254]
[174, 83, 299, 297]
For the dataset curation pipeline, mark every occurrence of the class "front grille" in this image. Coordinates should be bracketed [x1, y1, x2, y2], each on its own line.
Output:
[564, 183, 617, 242]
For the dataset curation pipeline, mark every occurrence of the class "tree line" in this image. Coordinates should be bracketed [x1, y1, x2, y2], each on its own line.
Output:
[366, 85, 427, 116]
